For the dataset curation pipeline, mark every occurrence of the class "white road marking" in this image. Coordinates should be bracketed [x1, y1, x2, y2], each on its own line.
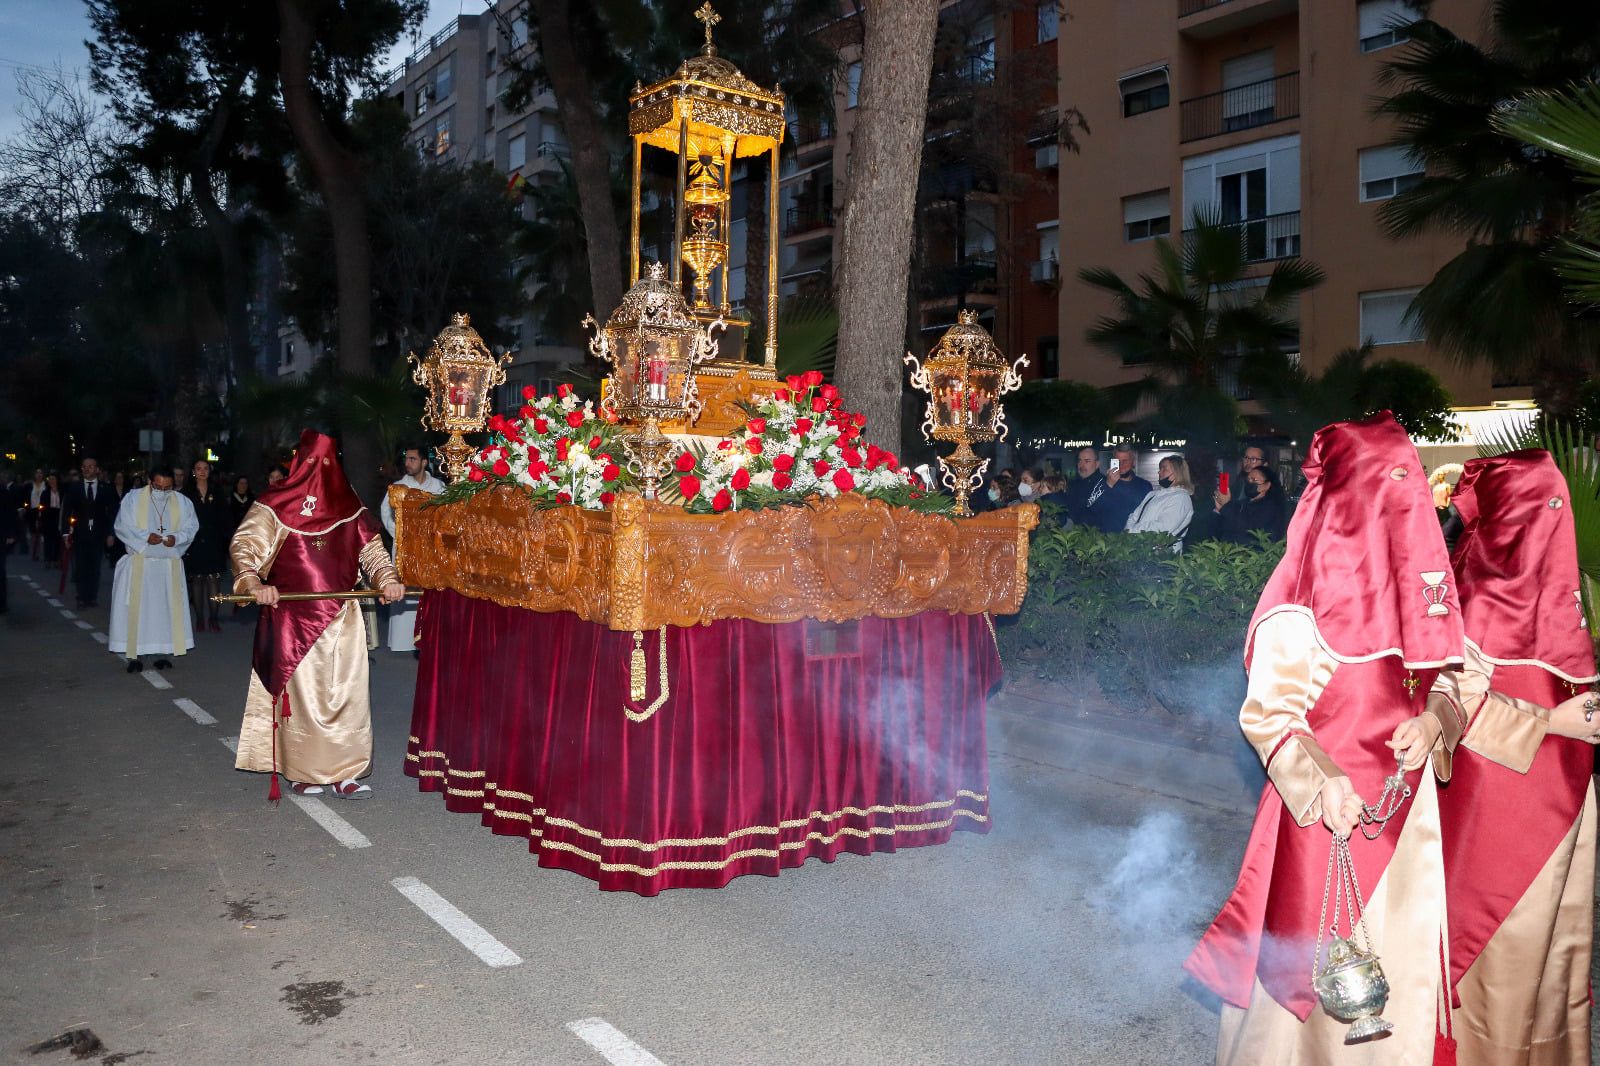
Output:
[565, 1019, 667, 1066]
[74, 621, 93, 631]
[219, 736, 238, 754]
[35, 587, 48, 595]
[173, 698, 217, 726]
[59, 609, 76, 619]
[91, 632, 108, 644]
[141, 671, 173, 691]
[46, 597, 61, 607]
[290, 795, 372, 850]
[390, 877, 521, 968]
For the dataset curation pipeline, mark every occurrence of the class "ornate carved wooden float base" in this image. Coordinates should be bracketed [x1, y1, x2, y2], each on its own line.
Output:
[390, 487, 1038, 629]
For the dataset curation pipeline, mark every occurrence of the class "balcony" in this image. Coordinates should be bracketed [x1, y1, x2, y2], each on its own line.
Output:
[1180, 71, 1299, 143]
[785, 205, 835, 242]
[790, 118, 835, 147]
[920, 259, 998, 303]
[1029, 258, 1060, 284]
[1183, 210, 1302, 263]
[1178, 0, 1299, 39]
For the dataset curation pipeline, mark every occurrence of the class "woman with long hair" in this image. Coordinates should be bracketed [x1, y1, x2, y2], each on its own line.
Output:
[1215, 464, 1289, 543]
[38, 472, 63, 564]
[1125, 453, 1194, 548]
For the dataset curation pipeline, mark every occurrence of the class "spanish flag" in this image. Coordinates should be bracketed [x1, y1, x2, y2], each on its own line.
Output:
[506, 172, 527, 199]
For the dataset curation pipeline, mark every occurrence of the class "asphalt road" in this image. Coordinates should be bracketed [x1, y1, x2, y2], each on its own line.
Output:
[0, 551, 1426, 1065]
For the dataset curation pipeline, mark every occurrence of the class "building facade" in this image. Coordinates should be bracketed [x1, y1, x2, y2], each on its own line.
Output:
[1055, 0, 1530, 417]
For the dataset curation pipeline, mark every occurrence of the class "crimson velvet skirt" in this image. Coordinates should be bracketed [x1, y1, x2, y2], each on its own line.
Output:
[406, 589, 999, 894]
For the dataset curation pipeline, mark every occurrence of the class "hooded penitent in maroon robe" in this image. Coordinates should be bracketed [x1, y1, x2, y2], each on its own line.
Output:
[1431, 451, 1596, 1065]
[1185, 412, 1465, 1065]
[230, 431, 399, 794]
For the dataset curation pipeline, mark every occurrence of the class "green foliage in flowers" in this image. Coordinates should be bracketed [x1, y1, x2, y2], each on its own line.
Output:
[999, 526, 1284, 707]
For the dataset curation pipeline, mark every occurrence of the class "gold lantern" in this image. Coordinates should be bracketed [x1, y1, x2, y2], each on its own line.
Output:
[408, 312, 511, 483]
[626, 2, 784, 396]
[583, 263, 724, 498]
[904, 310, 1028, 516]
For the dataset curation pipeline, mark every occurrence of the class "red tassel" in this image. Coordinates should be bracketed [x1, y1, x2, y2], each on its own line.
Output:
[268, 770, 281, 803]
[267, 693, 283, 805]
[1433, 1034, 1457, 1066]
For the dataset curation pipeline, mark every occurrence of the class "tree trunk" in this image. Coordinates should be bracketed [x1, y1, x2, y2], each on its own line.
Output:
[528, 0, 624, 320]
[833, 0, 940, 456]
[276, 0, 379, 490]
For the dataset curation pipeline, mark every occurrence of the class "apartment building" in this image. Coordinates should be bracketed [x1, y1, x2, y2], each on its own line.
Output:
[782, 1, 1061, 372]
[381, 5, 579, 398]
[1056, 0, 1531, 419]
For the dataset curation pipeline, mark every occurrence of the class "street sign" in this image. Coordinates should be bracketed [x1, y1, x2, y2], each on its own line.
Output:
[138, 429, 164, 453]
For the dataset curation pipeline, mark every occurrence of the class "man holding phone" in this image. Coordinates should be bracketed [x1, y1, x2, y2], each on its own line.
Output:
[1072, 443, 1152, 532]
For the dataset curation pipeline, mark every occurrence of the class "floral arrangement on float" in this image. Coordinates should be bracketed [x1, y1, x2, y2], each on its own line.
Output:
[671, 371, 947, 514]
[431, 383, 633, 511]
[430, 374, 950, 515]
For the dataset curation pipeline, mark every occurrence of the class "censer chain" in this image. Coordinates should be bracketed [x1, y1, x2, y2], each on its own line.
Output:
[1357, 749, 1412, 841]
[1314, 834, 1375, 985]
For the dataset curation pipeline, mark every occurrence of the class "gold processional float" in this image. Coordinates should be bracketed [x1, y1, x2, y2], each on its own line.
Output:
[389, 3, 1038, 702]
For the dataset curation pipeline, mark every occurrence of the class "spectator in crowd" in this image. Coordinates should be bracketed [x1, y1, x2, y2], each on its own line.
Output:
[1037, 473, 1072, 526]
[1016, 467, 1045, 503]
[112, 471, 126, 500]
[184, 458, 230, 633]
[60, 457, 117, 609]
[26, 468, 46, 558]
[38, 473, 64, 564]
[0, 469, 18, 612]
[1211, 445, 1267, 517]
[171, 464, 187, 495]
[228, 475, 255, 536]
[266, 464, 288, 488]
[1081, 443, 1152, 532]
[1126, 453, 1195, 549]
[1215, 465, 1289, 543]
[1064, 446, 1106, 526]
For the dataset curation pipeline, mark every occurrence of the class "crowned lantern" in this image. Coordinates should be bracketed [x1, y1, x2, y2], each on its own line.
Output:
[905, 310, 1028, 516]
[409, 312, 512, 483]
[624, 2, 784, 433]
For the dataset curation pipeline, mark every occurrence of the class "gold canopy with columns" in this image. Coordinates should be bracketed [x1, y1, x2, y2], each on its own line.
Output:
[625, 2, 784, 384]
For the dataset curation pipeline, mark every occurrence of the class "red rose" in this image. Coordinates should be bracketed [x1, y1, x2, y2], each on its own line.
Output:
[600, 491, 615, 506]
[519, 405, 536, 420]
[841, 425, 860, 442]
[784, 374, 804, 391]
[731, 467, 751, 491]
[468, 466, 486, 483]
[533, 417, 549, 434]
[712, 488, 733, 512]
[565, 410, 585, 429]
[679, 475, 702, 499]
[521, 385, 536, 400]
[832, 468, 855, 492]
[841, 447, 862, 468]
[487, 414, 505, 433]
[803, 370, 824, 388]
[527, 460, 549, 480]
[557, 491, 571, 503]
[772, 453, 795, 472]
[602, 463, 621, 482]
[882, 452, 897, 470]
[675, 451, 696, 473]
[865, 444, 884, 468]
[596, 452, 612, 463]
[747, 438, 764, 455]
[557, 383, 574, 398]
[717, 440, 732, 451]
[747, 417, 767, 435]
[813, 458, 831, 476]
[772, 471, 792, 490]
[819, 384, 838, 403]
[492, 458, 510, 477]
[794, 418, 812, 434]
[853, 413, 867, 428]
[527, 447, 541, 463]
[774, 388, 790, 401]
[810, 396, 828, 413]
[588, 435, 602, 450]
[555, 438, 570, 461]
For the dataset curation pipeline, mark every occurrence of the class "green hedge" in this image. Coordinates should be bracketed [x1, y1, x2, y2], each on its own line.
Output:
[998, 527, 1284, 714]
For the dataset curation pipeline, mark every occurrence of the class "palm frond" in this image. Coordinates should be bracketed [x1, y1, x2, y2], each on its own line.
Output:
[1491, 83, 1600, 177]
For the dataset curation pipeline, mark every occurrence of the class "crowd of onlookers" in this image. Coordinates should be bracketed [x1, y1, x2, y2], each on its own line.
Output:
[970, 443, 1291, 551]
[0, 457, 288, 619]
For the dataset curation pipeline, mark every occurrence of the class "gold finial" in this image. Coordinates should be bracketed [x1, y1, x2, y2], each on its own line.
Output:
[958, 309, 979, 325]
[695, 2, 721, 54]
[646, 261, 668, 280]
[452, 312, 470, 326]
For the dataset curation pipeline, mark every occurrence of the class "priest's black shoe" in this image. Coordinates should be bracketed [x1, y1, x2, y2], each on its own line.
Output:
[125, 659, 143, 673]
[154, 659, 172, 671]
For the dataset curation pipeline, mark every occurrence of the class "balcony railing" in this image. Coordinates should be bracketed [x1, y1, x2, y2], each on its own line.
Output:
[1183, 211, 1301, 262]
[786, 205, 834, 235]
[920, 259, 998, 299]
[1180, 71, 1299, 142]
[791, 118, 835, 145]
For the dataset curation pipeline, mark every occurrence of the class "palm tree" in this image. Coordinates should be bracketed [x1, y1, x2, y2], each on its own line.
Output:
[1374, 0, 1600, 415]
[1078, 210, 1324, 473]
[1245, 342, 1457, 450]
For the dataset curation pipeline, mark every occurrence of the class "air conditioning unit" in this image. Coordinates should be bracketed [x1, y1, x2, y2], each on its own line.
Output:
[1034, 143, 1059, 169]
[1030, 258, 1060, 283]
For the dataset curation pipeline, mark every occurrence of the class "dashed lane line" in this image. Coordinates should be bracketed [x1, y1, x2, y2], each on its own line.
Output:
[91, 632, 107, 645]
[219, 736, 238, 754]
[141, 671, 173, 691]
[46, 597, 61, 607]
[565, 1019, 668, 1066]
[173, 698, 217, 726]
[74, 620, 93, 631]
[59, 608, 75, 619]
[290, 795, 373, 850]
[390, 877, 521, 967]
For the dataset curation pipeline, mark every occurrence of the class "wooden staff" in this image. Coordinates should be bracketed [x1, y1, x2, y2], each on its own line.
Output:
[210, 587, 424, 605]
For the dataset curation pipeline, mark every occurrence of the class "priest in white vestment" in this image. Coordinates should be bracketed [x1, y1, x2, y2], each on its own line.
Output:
[109, 467, 197, 672]
[379, 446, 442, 653]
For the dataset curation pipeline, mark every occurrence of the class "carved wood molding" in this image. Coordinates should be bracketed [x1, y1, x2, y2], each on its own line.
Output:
[392, 486, 1037, 630]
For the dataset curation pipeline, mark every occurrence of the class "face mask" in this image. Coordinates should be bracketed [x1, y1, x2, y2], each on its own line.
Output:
[1158, 477, 1173, 489]
[987, 488, 1000, 502]
[1017, 483, 1034, 498]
